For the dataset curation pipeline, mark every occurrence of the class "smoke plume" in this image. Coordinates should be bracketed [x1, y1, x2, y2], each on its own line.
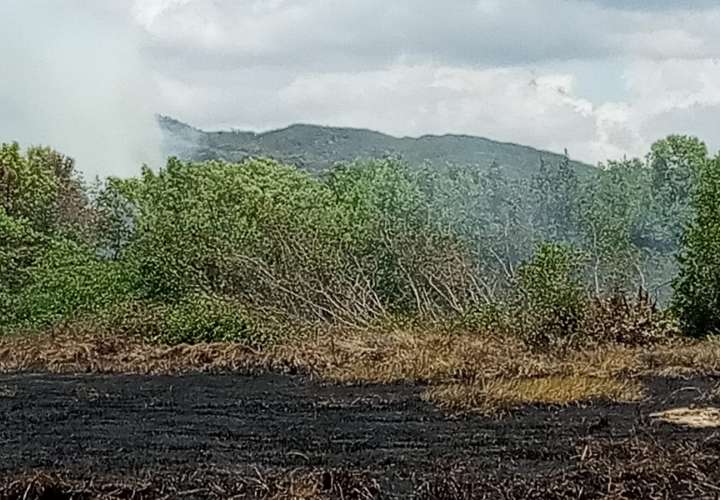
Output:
[0, 0, 162, 179]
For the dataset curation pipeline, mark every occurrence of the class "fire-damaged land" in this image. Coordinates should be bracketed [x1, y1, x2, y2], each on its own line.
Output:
[0, 333, 720, 499]
[4, 135, 720, 498]
[2, 371, 720, 500]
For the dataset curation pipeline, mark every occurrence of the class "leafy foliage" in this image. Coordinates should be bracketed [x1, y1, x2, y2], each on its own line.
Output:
[153, 295, 270, 346]
[672, 154, 720, 336]
[0, 134, 715, 345]
[515, 243, 587, 347]
[9, 239, 133, 327]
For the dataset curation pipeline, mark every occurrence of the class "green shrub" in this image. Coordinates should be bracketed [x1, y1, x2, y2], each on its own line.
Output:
[8, 239, 133, 327]
[672, 155, 720, 336]
[515, 243, 587, 347]
[458, 302, 511, 334]
[149, 295, 275, 346]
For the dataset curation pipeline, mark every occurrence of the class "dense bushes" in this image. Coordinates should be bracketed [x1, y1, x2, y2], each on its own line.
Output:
[673, 155, 720, 336]
[0, 136, 717, 344]
[515, 243, 587, 347]
[8, 240, 133, 327]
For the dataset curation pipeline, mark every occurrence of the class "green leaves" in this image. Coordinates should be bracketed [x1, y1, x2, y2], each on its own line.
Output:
[126, 157, 337, 301]
[1, 134, 717, 342]
[648, 136, 708, 246]
[672, 154, 720, 336]
[532, 154, 580, 242]
[576, 158, 651, 295]
[7, 239, 134, 327]
[516, 243, 587, 346]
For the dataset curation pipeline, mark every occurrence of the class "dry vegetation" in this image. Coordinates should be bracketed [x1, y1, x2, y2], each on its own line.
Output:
[2, 323, 720, 412]
[0, 469, 380, 500]
[650, 407, 720, 428]
[425, 375, 645, 413]
[3, 436, 720, 499]
[420, 436, 720, 500]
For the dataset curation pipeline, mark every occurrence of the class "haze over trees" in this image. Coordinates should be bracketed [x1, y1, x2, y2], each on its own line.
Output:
[0, 130, 717, 343]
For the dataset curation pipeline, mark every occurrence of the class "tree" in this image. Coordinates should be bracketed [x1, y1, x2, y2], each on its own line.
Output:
[531, 153, 579, 242]
[577, 158, 653, 296]
[0, 143, 88, 299]
[0, 207, 41, 293]
[0, 142, 90, 236]
[93, 176, 142, 260]
[516, 242, 586, 346]
[672, 153, 720, 336]
[648, 135, 708, 246]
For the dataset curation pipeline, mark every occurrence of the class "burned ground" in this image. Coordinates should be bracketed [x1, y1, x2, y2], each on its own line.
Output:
[1, 372, 719, 498]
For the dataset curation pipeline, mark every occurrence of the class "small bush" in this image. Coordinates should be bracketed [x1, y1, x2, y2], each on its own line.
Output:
[515, 243, 587, 348]
[6, 239, 133, 328]
[89, 296, 280, 347]
[584, 289, 679, 345]
[459, 302, 512, 335]
[149, 295, 276, 347]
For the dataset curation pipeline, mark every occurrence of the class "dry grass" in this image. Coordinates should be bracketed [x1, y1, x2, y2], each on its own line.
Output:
[282, 328, 546, 383]
[283, 329, 720, 384]
[650, 407, 720, 428]
[2, 325, 720, 412]
[425, 375, 645, 413]
[0, 331, 293, 375]
[0, 470, 380, 500]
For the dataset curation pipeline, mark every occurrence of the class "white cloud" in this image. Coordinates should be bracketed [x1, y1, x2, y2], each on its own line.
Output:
[132, 0, 720, 166]
[3, 0, 720, 176]
[132, 0, 195, 30]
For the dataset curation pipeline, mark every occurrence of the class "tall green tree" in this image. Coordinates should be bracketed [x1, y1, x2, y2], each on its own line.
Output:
[648, 135, 708, 246]
[577, 158, 653, 295]
[532, 153, 579, 242]
[672, 153, 720, 336]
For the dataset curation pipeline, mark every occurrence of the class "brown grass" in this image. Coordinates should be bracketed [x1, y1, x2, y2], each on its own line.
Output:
[0, 330, 293, 375]
[282, 328, 546, 383]
[283, 329, 720, 384]
[425, 375, 645, 413]
[0, 469, 380, 500]
[650, 407, 720, 428]
[2, 325, 720, 412]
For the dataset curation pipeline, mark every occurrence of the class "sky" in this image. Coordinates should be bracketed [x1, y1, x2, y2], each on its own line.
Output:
[1, 0, 719, 177]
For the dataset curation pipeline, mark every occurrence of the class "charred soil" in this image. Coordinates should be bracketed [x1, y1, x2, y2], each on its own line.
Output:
[1, 373, 720, 498]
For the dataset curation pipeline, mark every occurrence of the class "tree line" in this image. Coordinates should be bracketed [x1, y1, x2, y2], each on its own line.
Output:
[0, 135, 717, 345]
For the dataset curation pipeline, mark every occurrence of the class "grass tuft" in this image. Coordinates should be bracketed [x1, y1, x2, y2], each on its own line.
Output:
[425, 375, 645, 413]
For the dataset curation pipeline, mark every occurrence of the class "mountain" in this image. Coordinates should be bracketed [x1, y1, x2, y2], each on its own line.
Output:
[158, 116, 594, 178]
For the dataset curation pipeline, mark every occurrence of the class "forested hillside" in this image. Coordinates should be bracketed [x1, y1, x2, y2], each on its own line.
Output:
[159, 116, 593, 179]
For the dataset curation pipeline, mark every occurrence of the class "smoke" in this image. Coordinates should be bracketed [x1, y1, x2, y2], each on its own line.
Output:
[0, 0, 162, 179]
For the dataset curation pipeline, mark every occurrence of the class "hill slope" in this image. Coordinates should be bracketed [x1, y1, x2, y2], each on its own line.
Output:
[159, 116, 594, 177]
